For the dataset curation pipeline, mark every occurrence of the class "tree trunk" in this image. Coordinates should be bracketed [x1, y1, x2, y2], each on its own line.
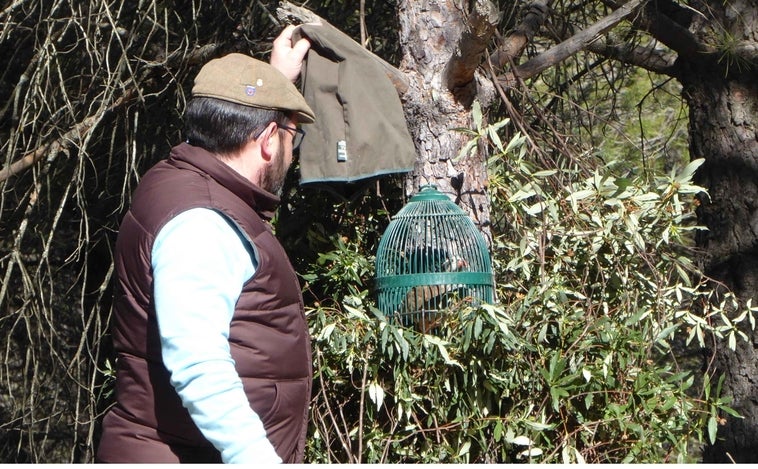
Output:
[397, 0, 497, 240]
[682, 1, 758, 462]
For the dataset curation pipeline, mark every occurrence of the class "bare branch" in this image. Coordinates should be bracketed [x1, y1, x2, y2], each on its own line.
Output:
[276, 1, 323, 25]
[0, 90, 136, 183]
[490, 0, 553, 69]
[497, 0, 647, 87]
[618, 0, 714, 60]
[442, 0, 500, 101]
[613, 0, 757, 70]
[359, 0, 367, 46]
[0, 0, 25, 21]
[586, 39, 679, 75]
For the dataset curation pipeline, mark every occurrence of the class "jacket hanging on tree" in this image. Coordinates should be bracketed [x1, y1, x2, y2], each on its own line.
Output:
[293, 23, 416, 185]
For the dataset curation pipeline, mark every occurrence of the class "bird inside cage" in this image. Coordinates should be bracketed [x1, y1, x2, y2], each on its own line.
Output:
[401, 245, 468, 273]
[399, 255, 469, 308]
[400, 282, 472, 313]
[405, 288, 475, 334]
[397, 255, 472, 334]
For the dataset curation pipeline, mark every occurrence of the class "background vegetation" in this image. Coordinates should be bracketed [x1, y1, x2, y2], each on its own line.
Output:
[1, 0, 754, 463]
[295, 121, 754, 462]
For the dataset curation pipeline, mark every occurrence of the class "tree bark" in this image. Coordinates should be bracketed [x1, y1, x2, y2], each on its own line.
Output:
[397, 0, 498, 240]
[681, 0, 758, 462]
[442, 0, 500, 106]
[691, 70, 758, 465]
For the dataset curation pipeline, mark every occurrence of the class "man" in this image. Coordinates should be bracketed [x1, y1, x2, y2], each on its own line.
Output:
[97, 26, 315, 463]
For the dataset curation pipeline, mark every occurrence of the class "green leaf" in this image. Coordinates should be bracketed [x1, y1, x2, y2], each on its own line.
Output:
[566, 189, 596, 203]
[494, 420, 503, 442]
[367, 380, 385, 411]
[504, 132, 525, 154]
[517, 447, 543, 459]
[718, 404, 741, 418]
[488, 124, 504, 152]
[525, 201, 545, 215]
[455, 137, 479, 162]
[728, 330, 736, 351]
[523, 421, 554, 431]
[457, 441, 471, 457]
[675, 158, 705, 183]
[707, 415, 718, 444]
[473, 315, 483, 338]
[472, 100, 483, 131]
[317, 323, 336, 341]
[655, 324, 678, 344]
[510, 435, 533, 446]
[550, 386, 569, 411]
[509, 185, 537, 202]
[585, 392, 594, 409]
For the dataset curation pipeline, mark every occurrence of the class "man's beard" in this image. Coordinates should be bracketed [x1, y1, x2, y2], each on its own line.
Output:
[259, 145, 288, 196]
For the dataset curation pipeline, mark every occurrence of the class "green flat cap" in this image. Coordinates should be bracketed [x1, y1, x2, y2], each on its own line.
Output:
[192, 53, 315, 124]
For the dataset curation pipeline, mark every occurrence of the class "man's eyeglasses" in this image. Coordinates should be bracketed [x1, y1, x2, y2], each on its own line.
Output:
[279, 124, 305, 151]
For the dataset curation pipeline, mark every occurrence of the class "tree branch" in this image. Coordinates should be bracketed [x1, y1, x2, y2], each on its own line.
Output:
[442, 0, 500, 102]
[586, 39, 679, 75]
[276, 1, 323, 24]
[0, 90, 136, 184]
[490, 0, 553, 69]
[497, 0, 647, 87]
[605, 0, 757, 71]
[612, 0, 757, 70]
[276, 1, 409, 95]
[0, 42, 220, 183]
[624, 0, 713, 60]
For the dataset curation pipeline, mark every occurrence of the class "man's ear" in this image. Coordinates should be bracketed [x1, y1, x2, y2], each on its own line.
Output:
[257, 122, 279, 161]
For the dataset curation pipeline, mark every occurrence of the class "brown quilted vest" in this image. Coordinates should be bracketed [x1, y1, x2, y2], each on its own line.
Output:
[97, 143, 312, 463]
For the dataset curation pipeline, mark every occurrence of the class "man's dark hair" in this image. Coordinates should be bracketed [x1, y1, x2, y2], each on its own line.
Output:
[184, 97, 287, 154]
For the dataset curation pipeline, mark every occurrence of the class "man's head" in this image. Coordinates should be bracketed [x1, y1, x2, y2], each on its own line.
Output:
[191, 53, 314, 124]
[184, 53, 314, 193]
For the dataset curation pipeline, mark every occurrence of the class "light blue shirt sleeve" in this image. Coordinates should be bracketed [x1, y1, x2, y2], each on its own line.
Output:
[152, 207, 281, 464]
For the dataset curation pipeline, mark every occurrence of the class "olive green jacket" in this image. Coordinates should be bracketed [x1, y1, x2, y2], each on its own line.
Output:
[294, 23, 416, 184]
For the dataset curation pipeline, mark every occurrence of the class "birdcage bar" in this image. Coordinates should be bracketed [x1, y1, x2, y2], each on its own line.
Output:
[375, 185, 496, 331]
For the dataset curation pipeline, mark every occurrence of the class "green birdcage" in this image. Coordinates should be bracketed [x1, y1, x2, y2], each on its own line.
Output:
[375, 185, 495, 333]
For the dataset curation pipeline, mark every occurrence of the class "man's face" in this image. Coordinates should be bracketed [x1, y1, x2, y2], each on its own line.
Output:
[259, 120, 297, 195]
[260, 140, 288, 195]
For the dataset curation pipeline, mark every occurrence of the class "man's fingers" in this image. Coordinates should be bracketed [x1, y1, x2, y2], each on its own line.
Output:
[274, 24, 296, 45]
[291, 37, 311, 58]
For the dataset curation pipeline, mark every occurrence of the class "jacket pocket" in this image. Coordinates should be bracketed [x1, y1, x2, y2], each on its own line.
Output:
[263, 378, 310, 460]
[266, 378, 309, 425]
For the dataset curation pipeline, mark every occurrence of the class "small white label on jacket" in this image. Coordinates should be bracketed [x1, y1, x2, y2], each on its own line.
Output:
[337, 140, 348, 162]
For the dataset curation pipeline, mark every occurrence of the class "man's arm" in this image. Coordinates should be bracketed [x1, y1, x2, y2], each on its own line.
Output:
[152, 208, 280, 464]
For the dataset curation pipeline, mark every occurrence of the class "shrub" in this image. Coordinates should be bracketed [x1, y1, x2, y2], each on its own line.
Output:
[302, 123, 755, 463]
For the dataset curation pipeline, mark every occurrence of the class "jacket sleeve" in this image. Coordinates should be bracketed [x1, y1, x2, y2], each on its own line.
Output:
[151, 208, 281, 464]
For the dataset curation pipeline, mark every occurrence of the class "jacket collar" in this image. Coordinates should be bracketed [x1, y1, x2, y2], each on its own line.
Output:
[169, 142, 280, 220]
